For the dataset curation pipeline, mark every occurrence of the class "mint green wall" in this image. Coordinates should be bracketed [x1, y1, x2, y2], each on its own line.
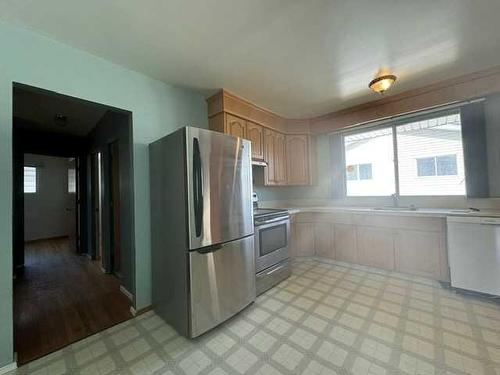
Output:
[254, 135, 332, 201]
[0, 21, 207, 367]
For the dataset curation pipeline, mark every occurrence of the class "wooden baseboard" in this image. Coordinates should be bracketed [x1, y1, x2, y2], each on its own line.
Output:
[24, 235, 69, 244]
[119, 285, 134, 301]
[130, 305, 152, 317]
[0, 361, 17, 375]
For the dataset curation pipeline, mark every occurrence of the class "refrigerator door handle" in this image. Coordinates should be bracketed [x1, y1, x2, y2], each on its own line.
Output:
[193, 137, 203, 237]
[196, 243, 223, 254]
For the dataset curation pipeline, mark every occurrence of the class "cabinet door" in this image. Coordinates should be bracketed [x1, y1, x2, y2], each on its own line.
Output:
[225, 114, 246, 138]
[334, 224, 357, 264]
[246, 121, 264, 161]
[286, 134, 310, 185]
[275, 132, 287, 185]
[395, 230, 444, 280]
[357, 227, 395, 270]
[264, 129, 276, 185]
[314, 223, 334, 259]
[293, 223, 315, 257]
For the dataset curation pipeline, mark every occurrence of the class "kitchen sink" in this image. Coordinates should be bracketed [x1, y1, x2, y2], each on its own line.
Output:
[372, 206, 418, 211]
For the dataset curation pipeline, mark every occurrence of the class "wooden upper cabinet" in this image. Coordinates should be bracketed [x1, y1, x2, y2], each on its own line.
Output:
[206, 91, 315, 187]
[286, 134, 311, 185]
[225, 114, 246, 139]
[275, 132, 287, 184]
[264, 128, 276, 185]
[264, 128, 287, 186]
[246, 121, 264, 161]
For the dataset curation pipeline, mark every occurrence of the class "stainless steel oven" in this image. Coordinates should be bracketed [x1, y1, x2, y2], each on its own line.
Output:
[254, 209, 291, 295]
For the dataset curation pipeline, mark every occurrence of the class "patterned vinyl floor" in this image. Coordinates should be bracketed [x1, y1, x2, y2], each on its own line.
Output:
[10, 257, 500, 375]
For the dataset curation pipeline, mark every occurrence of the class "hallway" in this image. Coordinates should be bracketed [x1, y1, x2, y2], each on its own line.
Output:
[14, 238, 132, 365]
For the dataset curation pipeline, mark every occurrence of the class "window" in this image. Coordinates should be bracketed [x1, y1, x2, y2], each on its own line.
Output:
[68, 168, 76, 193]
[24, 166, 37, 193]
[416, 155, 458, 177]
[345, 164, 373, 181]
[417, 157, 436, 177]
[346, 165, 358, 180]
[397, 113, 465, 196]
[341, 110, 466, 197]
[344, 127, 395, 196]
[437, 155, 458, 176]
[359, 164, 373, 180]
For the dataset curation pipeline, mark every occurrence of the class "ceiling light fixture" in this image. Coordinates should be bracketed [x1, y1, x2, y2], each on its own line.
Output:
[369, 74, 397, 94]
[54, 114, 68, 127]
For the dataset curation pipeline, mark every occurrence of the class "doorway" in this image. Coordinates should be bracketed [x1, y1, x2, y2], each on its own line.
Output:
[12, 83, 136, 364]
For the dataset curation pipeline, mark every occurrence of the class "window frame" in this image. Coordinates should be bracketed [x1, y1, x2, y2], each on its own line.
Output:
[340, 107, 464, 198]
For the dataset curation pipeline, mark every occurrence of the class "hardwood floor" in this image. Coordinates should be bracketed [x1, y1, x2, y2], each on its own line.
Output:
[14, 237, 132, 365]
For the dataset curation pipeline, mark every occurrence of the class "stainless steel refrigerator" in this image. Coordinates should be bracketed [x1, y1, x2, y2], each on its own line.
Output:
[149, 127, 255, 338]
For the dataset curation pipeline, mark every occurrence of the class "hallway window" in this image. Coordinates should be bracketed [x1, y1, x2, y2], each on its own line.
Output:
[24, 166, 37, 193]
[68, 168, 76, 193]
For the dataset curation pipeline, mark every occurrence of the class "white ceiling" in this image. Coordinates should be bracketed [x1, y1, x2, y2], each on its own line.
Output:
[2, 0, 500, 118]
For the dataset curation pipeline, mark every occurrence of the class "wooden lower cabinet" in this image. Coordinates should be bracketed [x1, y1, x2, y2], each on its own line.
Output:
[314, 223, 334, 259]
[289, 212, 449, 282]
[333, 224, 357, 264]
[356, 227, 395, 270]
[395, 230, 446, 280]
[291, 222, 315, 257]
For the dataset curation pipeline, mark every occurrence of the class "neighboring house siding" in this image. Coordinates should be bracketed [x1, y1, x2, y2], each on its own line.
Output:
[397, 129, 465, 195]
[345, 134, 395, 196]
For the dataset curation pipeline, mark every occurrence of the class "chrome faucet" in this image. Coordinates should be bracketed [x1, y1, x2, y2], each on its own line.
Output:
[391, 193, 398, 208]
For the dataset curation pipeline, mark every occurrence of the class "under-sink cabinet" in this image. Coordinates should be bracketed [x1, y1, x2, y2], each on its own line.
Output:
[290, 212, 449, 282]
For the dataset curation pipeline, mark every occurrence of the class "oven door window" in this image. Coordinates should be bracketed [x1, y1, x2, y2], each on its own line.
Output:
[259, 223, 287, 256]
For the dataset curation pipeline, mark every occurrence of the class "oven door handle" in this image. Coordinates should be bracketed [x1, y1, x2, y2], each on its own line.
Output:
[265, 263, 287, 276]
[255, 216, 290, 226]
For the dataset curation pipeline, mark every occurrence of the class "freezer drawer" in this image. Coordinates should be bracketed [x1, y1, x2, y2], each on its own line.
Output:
[189, 235, 255, 337]
[447, 216, 500, 295]
[256, 259, 291, 296]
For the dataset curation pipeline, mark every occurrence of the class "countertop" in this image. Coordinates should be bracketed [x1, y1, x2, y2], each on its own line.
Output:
[264, 206, 500, 218]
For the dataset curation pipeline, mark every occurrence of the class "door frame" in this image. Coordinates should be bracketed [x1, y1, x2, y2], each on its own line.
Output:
[12, 82, 136, 362]
[109, 140, 121, 276]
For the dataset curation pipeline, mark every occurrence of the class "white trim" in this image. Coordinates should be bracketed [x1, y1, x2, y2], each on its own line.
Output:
[130, 306, 137, 316]
[0, 361, 17, 375]
[119, 285, 133, 301]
